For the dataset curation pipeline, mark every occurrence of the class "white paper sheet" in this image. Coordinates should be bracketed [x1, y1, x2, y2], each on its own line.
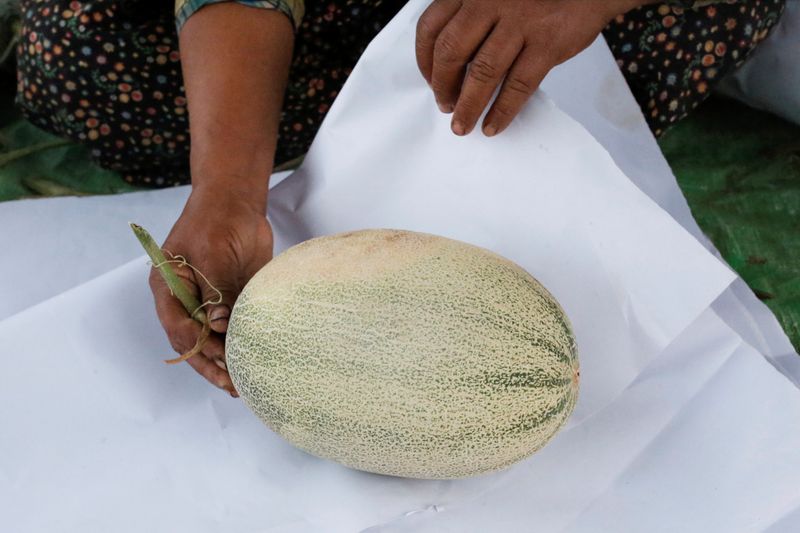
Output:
[267, 0, 734, 419]
[2, 0, 799, 530]
[0, 186, 189, 321]
[0, 260, 800, 531]
[2, 262, 798, 532]
[541, 23, 800, 384]
[369, 309, 800, 532]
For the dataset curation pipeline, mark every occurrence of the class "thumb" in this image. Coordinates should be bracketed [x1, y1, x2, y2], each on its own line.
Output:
[200, 277, 238, 334]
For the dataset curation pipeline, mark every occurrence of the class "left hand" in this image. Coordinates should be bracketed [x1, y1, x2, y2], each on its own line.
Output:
[415, 0, 644, 137]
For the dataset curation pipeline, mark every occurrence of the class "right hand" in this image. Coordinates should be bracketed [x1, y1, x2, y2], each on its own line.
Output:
[149, 186, 273, 396]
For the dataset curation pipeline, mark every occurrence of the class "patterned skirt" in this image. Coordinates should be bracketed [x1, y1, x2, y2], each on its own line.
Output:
[15, 0, 785, 187]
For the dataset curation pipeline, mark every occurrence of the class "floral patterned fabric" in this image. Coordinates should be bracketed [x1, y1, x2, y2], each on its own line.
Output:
[15, 0, 785, 187]
[174, 0, 304, 31]
[605, 0, 786, 136]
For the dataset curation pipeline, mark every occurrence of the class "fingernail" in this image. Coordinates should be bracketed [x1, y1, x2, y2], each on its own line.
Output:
[214, 359, 227, 371]
[437, 101, 454, 114]
[483, 124, 498, 137]
[452, 121, 466, 136]
[209, 306, 230, 323]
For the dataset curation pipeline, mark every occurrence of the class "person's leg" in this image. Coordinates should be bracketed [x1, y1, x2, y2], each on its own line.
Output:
[16, 0, 190, 186]
[604, 0, 786, 137]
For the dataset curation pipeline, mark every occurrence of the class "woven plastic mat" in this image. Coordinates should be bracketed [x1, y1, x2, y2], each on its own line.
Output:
[660, 97, 800, 352]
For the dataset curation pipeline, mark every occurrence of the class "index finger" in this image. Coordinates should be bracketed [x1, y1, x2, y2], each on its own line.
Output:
[483, 48, 548, 136]
[148, 265, 223, 358]
[430, 5, 496, 117]
[186, 353, 237, 395]
[415, 0, 460, 86]
[150, 270, 235, 392]
[149, 265, 202, 352]
[451, 27, 523, 136]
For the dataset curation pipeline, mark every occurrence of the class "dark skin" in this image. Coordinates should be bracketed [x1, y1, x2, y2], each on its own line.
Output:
[151, 0, 657, 394]
[149, 5, 292, 395]
[415, 0, 652, 136]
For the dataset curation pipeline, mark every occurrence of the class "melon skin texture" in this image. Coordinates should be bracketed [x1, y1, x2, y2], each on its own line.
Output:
[226, 229, 579, 479]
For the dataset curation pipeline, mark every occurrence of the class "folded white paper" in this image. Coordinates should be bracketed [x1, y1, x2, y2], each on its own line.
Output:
[2, 0, 798, 531]
[365, 309, 800, 532]
[267, 0, 735, 420]
[2, 262, 798, 533]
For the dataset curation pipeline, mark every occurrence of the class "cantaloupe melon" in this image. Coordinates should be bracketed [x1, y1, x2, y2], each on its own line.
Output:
[226, 229, 579, 479]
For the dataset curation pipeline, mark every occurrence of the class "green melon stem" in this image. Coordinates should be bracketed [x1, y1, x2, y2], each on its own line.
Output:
[129, 222, 208, 323]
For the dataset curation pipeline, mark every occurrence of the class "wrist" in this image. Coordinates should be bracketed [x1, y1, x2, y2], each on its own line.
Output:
[190, 147, 274, 215]
[190, 172, 270, 215]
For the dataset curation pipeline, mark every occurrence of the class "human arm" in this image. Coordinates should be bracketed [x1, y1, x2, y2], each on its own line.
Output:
[148, 3, 294, 394]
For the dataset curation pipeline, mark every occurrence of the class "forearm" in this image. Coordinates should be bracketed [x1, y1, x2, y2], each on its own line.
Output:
[178, 3, 294, 212]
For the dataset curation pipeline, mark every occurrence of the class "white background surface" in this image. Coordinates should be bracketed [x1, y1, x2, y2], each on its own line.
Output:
[1, 0, 799, 531]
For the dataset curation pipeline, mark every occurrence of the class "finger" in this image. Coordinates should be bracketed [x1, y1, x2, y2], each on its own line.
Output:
[201, 332, 226, 362]
[199, 271, 240, 335]
[483, 47, 548, 137]
[149, 267, 206, 354]
[416, 0, 461, 88]
[432, 5, 496, 116]
[207, 303, 232, 334]
[185, 352, 237, 395]
[451, 27, 523, 136]
[148, 252, 237, 396]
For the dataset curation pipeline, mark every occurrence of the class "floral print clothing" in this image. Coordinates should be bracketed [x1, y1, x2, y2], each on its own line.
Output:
[15, 0, 785, 187]
[604, 0, 786, 136]
[175, 0, 305, 31]
[16, 0, 404, 185]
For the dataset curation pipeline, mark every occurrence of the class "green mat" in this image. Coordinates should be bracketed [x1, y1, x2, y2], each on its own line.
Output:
[659, 98, 800, 353]
[0, 71, 797, 352]
[0, 4, 133, 197]
[0, 77, 139, 199]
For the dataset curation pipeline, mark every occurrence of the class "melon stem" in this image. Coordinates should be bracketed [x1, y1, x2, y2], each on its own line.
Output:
[130, 222, 209, 364]
[130, 223, 207, 322]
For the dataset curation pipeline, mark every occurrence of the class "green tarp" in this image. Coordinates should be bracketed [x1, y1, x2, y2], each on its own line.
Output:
[660, 98, 800, 352]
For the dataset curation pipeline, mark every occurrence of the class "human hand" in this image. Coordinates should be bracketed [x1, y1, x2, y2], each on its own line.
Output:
[415, 0, 645, 136]
[148, 186, 273, 396]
